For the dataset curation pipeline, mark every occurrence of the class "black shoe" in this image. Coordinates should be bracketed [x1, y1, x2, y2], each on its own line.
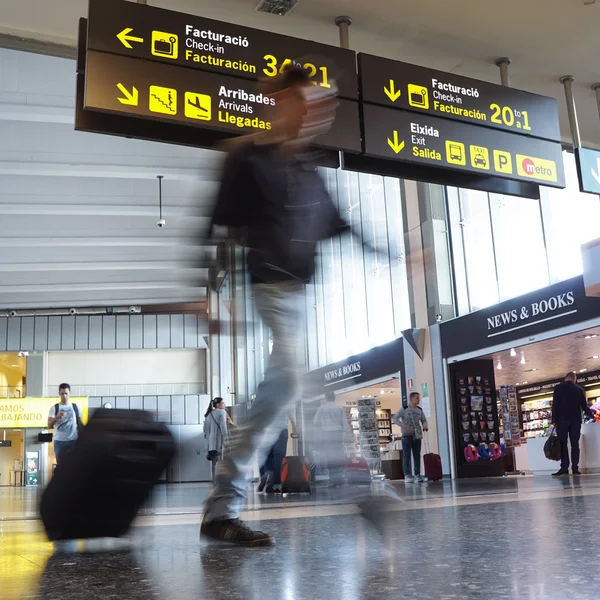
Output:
[572, 469, 582, 475]
[201, 518, 274, 547]
[552, 470, 569, 477]
[258, 472, 272, 493]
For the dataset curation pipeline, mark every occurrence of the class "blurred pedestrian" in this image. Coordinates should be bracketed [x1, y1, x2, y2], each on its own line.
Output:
[258, 414, 297, 494]
[313, 392, 352, 486]
[204, 398, 229, 482]
[201, 64, 347, 546]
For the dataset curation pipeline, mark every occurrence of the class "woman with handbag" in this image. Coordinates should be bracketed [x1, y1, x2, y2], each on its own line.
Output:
[204, 398, 229, 482]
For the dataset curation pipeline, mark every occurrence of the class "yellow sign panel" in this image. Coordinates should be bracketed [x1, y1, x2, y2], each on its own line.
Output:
[445, 140, 466, 165]
[407, 84, 429, 110]
[516, 154, 558, 182]
[470, 145, 490, 170]
[149, 85, 177, 115]
[185, 92, 212, 120]
[493, 150, 513, 174]
[151, 31, 179, 59]
[0, 397, 89, 428]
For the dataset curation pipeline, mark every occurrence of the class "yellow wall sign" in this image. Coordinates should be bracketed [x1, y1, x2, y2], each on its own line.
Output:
[0, 398, 89, 429]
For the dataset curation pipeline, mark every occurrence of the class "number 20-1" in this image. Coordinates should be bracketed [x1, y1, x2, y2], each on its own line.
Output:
[263, 55, 331, 88]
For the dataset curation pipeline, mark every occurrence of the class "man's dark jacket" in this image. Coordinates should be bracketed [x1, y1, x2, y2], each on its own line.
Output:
[552, 381, 594, 424]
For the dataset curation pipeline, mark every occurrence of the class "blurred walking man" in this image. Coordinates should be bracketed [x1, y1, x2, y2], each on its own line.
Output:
[201, 65, 348, 546]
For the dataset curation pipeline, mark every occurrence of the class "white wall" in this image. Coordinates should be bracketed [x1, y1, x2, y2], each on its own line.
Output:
[46, 349, 206, 396]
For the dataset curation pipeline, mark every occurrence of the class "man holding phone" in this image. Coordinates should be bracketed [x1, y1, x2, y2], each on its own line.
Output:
[47, 383, 83, 465]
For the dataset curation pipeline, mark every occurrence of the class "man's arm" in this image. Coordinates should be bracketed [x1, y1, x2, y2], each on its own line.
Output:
[48, 406, 60, 429]
[421, 410, 429, 432]
[392, 408, 404, 428]
[579, 388, 595, 420]
[551, 387, 559, 424]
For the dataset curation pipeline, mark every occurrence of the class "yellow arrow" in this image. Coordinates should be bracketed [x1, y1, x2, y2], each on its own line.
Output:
[384, 79, 401, 102]
[387, 130, 405, 154]
[117, 83, 139, 106]
[117, 27, 144, 49]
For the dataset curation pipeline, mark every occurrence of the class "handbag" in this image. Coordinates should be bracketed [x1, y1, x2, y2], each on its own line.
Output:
[543, 426, 562, 461]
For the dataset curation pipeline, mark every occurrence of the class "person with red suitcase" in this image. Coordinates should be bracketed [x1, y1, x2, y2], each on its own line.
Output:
[393, 392, 429, 483]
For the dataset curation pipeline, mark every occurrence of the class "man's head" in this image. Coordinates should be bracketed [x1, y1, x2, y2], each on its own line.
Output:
[409, 392, 421, 408]
[565, 372, 577, 383]
[326, 391, 336, 403]
[58, 383, 70, 403]
[266, 63, 339, 143]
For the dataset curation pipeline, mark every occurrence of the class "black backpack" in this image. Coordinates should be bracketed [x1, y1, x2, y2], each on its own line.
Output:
[212, 144, 347, 283]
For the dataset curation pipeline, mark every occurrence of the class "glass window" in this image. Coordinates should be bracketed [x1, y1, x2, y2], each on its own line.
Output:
[541, 151, 600, 283]
[489, 193, 549, 300]
[456, 189, 499, 310]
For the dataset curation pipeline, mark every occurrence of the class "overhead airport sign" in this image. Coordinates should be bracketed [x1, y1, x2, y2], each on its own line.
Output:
[575, 147, 600, 194]
[83, 51, 361, 153]
[362, 104, 565, 188]
[358, 54, 561, 142]
[87, 0, 358, 99]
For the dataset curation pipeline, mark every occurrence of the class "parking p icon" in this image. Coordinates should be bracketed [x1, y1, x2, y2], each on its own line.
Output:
[493, 150, 513, 174]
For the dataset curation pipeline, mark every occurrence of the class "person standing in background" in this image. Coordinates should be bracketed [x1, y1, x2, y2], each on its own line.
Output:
[552, 372, 595, 477]
[47, 383, 83, 466]
[313, 392, 352, 486]
[258, 414, 298, 494]
[204, 398, 229, 482]
[393, 392, 429, 483]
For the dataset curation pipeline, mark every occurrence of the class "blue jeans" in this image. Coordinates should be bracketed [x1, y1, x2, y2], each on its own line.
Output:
[203, 282, 303, 522]
[557, 421, 582, 471]
[54, 440, 77, 465]
[402, 436, 422, 478]
[261, 428, 289, 485]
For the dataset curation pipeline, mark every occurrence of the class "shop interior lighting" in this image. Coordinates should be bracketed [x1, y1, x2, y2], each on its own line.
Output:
[510, 348, 517, 357]
[584, 334, 598, 339]
[593, 355, 600, 359]
[496, 359, 502, 370]
[520, 352, 526, 365]
[580, 369, 588, 373]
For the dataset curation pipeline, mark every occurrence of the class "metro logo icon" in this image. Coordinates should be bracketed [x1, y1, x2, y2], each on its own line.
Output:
[516, 154, 557, 182]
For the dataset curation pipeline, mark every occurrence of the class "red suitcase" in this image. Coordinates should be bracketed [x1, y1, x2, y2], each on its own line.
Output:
[345, 456, 372, 484]
[423, 452, 443, 481]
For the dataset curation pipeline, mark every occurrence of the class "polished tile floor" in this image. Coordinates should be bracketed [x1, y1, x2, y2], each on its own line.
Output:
[2, 476, 600, 599]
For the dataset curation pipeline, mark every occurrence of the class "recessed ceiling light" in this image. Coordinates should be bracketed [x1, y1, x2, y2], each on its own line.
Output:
[510, 348, 516, 357]
[593, 356, 600, 359]
[497, 359, 502, 370]
[580, 369, 588, 373]
[520, 352, 526, 365]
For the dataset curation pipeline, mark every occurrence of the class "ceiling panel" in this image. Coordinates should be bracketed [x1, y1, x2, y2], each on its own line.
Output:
[480, 326, 600, 387]
[0, 48, 220, 310]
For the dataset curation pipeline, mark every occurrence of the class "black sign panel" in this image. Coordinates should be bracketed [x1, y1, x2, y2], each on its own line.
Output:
[303, 337, 405, 395]
[358, 54, 561, 142]
[362, 104, 565, 188]
[83, 51, 361, 154]
[440, 276, 600, 357]
[87, 0, 358, 99]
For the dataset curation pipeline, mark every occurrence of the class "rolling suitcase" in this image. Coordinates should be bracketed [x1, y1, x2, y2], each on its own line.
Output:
[345, 456, 372, 484]
[40, 408, 175, 541]
[423, 435, 443, 482]
[281, 456, 311, 493]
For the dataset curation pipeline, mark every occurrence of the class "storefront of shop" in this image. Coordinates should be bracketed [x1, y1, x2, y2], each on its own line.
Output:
[302, 337, 407, 479]
[439, 274, 600, 478]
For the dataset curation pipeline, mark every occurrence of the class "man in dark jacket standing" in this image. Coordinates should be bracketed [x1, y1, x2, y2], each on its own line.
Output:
[551, 372, 595, 476]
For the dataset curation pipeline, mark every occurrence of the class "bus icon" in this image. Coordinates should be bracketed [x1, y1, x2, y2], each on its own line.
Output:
[446, 141, 466, 165]
[449, 143, 463, 161]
